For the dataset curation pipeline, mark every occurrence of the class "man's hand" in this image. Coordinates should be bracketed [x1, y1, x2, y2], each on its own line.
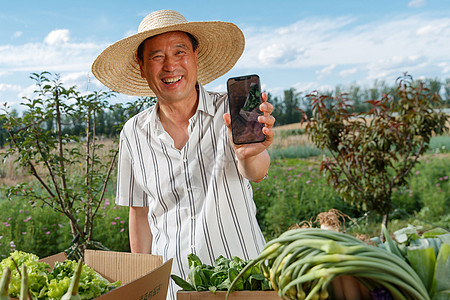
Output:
[223, 92, 275, 182]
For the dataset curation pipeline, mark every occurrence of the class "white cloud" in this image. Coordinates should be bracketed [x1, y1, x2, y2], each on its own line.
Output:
[44, 29, 70, 45]
[2, 12, 450, 107]
[416, 20, 450, 36]
[17, 84, 36, 100]
[209, 83, 226, 93]
[340, 68, 358, 77]
[438, 62, 450, 74]
[291, 81, 318, 93]
[0, 40, 105, 73]
[408, 0, 426, 8]
[0, 83, 22, 92]
[238, 14, 450, 88]
[239, 16, 356, 69]
[365, 55, 429, 82]
[316, 64, 336, 78]
[13, 31, 23, 38]
[88, 75, 105, 89]
[59, 72, 92, 91]
[258, 44, 305, 65]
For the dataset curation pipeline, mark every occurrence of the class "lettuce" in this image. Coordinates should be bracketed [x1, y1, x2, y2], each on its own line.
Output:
[0, 250, 50, 299]
[47, 260, 120, 300]
[0, 251, 121, 300]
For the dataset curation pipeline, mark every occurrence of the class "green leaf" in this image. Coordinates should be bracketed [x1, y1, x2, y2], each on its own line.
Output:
[382, 224, 406, 260]
[227, 268, 243, 291]
[170, 274, 194, 291]
[189, 266, 204, 291]
[422, 228, 449, 238]
[228, 268, 239, 283]
[393, 224, 421, 243]
[406, 246, 436, 292]
[208, 285, 217, 294]
[187, 254, 203, 269]
[431, 244, 450, 299]
[438, 234, 450, 245]
[432, 290, 450, 300]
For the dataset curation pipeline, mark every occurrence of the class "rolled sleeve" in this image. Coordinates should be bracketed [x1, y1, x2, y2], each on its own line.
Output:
[115, 131, 148, 207]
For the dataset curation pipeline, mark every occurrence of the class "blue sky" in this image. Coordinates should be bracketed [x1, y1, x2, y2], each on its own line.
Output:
[1, 0, 450, 110]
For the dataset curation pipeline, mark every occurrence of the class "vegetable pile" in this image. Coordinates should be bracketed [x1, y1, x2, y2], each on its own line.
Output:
[228, 227, 438, 300]
[0, 251, 120, 300]
[171, 253, 271, 294]
[374, 225, 450, 300]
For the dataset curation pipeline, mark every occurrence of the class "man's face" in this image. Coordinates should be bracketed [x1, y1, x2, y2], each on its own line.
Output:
[138, 31, 199, 104]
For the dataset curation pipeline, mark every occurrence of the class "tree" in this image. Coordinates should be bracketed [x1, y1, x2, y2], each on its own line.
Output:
[1, 72, 155, 258]
[443, 78, 450, 107]
[302, 74, 449, 233]
[269, 88, 303, 125]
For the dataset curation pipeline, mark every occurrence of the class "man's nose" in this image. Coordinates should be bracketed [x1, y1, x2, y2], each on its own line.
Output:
[163, 56, 177, 72]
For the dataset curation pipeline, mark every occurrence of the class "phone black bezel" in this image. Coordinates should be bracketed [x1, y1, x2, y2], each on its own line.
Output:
[226, 74, 266, 145]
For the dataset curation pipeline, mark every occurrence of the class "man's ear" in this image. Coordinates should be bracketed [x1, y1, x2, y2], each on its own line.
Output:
[138, 60, 145, 79]
[194, 48, 199, 67]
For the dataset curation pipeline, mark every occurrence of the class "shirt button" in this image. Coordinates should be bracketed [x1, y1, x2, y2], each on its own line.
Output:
[187, 187, 191, 192]
[191, 216, 195, 220]
[183, 159, 187, 163]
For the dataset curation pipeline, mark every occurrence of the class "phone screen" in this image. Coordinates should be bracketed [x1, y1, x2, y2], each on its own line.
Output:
[227, 74, 266, 145]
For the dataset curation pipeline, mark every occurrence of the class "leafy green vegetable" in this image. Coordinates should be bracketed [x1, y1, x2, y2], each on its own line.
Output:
[0, 251, 49, 299]
[47, 260, 120, 300]
[0, 251, 121, 300]
[228, 228, 430, 300]
[171, 254, 272, 294]
[407, 246, 436, 292]
[431, 243, 450, 300]
[61, 259, 83, 300]
[376, 225, 450, 300]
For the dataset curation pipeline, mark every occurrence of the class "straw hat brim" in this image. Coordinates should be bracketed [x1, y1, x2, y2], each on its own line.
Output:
[91, 21, 245, 97]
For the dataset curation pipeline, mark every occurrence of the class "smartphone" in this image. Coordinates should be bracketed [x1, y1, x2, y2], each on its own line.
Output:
[227, 74, 266, 145]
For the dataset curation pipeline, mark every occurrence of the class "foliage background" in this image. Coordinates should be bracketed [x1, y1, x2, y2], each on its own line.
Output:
[0, 75, 449, 259]
[1, 134, 448, 258]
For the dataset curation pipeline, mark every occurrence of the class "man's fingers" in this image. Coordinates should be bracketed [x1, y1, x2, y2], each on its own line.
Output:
[258, 115, 275, 128]
[262, 92, 268, 102]
[223, 113, 232, 127]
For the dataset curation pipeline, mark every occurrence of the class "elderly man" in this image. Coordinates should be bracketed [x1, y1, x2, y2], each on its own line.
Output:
[92, 9, 275, 299]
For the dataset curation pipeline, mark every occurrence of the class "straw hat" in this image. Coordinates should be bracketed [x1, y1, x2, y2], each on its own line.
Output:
[91, 9, 245, 97]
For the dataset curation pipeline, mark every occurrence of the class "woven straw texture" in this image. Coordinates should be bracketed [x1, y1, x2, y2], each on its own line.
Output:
[91, 10, 245, 97]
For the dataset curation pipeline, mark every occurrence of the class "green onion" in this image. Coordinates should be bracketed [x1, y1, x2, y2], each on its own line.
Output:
[227, 228, 430, 300]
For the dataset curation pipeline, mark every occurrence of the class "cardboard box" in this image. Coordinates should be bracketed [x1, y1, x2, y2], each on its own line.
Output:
[12, 250, 172, 300]
[177, 291, 281, 300]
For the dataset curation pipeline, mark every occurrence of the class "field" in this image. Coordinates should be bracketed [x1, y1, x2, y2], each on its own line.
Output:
[0, 124, 449, 258]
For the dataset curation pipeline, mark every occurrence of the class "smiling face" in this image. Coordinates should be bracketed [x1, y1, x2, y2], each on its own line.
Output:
[137, 31, 199, 105]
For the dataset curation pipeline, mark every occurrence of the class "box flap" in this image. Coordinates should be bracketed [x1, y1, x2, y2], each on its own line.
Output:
[84, 250, 163, 284]
[96, 258, 173, 300]
[38, 252, 67, 269]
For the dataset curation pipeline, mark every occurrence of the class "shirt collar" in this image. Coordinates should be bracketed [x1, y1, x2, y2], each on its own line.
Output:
[141, 83, 214, 130]
[196, 84, 215, 117]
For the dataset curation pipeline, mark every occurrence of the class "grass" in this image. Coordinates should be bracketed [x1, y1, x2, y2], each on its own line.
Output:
[253, 155, 449, 241]
[0, 187, 130, 258]
[0, 132, 449, 258]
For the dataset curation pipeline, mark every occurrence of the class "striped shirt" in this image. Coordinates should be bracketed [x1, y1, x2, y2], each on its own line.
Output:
[115, 84, 266, 300]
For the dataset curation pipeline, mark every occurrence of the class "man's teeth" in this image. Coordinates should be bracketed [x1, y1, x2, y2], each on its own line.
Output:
[162, 76, 182, 83]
